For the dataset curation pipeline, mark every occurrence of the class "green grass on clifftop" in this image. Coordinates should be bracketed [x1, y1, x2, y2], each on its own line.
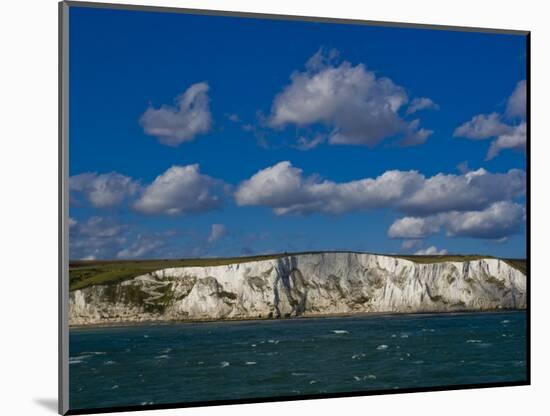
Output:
[69, 255, 288, 291]
[69, 252, 527, 291]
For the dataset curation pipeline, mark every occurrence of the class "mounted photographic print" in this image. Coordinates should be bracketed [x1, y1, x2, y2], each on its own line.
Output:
[59, 2, 530, 414]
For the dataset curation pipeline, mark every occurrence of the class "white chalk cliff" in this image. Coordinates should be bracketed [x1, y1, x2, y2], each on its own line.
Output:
[69, 253, 526, 325]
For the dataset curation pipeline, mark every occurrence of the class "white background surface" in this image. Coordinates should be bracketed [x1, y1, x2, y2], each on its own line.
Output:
[1, 0, 548, 415]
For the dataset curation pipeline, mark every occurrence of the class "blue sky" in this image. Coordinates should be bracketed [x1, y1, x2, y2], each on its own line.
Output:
[68, 6, 527, 260]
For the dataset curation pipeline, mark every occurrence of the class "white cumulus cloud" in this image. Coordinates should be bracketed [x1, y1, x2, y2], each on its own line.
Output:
[140, 82, 212, 146]
[388, 216, 441, 239]
[486, 122, 526, 160]
[235, 161, 424, 215]
[406, 97, 440, 115]
[453, 113, 512, 140]
[401, 239, 423, 250]
[398, 167, 525, 216]
[388, 201, 525, 240]
[506, 79, 527, 119]
[441, 201, 526, 239]
[133, 164, 223, 215]
[267, 49, 432, 148]
[70, 172, 140, 208]
[400, 119, 433, 147]
[70, 216, 174, 260]
[235, 161, 525, 217]
[414, 246, 448, 255]
[294, 134, 327, 151]
[69, 216, 128, 260]
[454, 80, 526, 159]
[68, 217, 78, 229]
[208, 224, 227, 243]
[116, 234, 164, 259]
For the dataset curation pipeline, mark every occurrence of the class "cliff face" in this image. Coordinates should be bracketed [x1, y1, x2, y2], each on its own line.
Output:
[69, 253, 527, 325]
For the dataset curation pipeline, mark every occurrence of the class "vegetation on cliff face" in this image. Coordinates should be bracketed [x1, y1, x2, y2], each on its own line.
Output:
[69, 252, 527, 292]
[69, 255, 289, 291]
[502, 259, 527, 275]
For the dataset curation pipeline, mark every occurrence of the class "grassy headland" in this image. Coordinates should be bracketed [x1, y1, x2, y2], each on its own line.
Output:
[69, 251, 527, 291]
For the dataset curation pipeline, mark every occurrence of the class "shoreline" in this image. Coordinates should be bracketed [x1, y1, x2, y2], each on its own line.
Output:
[69, 308, 526, 330]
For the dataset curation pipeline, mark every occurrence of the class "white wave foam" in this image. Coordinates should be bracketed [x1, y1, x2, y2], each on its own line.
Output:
[154, 354, 170, 359]
[332, 330, 349, 334]
[220, 361, 230, 368]
[70, 354, 93, 361]
[466, 339, 482, 343]
[353, 374, 377, 381]
[245, 361, 257, 365]
[376, 344, 389, 350]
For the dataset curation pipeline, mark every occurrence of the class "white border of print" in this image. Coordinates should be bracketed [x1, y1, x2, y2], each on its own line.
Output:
[2, 0, 548, 415]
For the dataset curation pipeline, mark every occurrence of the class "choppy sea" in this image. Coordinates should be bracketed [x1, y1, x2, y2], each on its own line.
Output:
[69, 311, 527, 411]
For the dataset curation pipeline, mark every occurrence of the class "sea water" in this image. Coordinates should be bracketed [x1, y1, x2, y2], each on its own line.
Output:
[69, 311, 527, 410]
